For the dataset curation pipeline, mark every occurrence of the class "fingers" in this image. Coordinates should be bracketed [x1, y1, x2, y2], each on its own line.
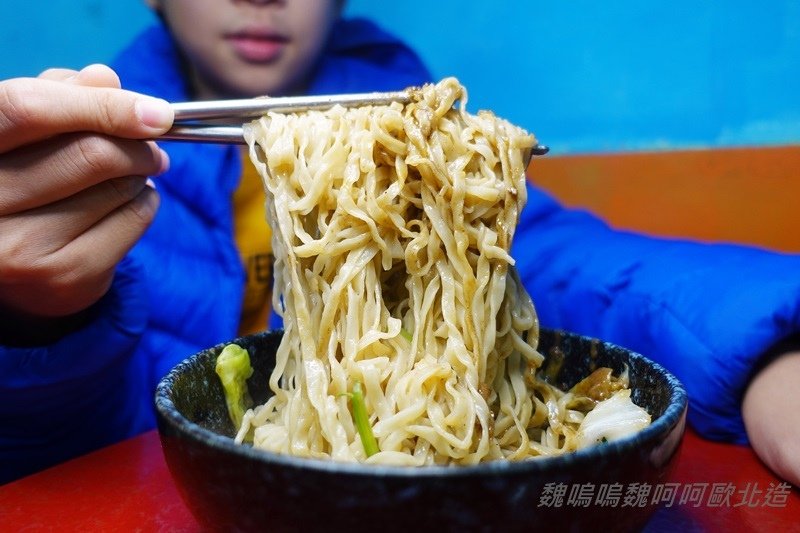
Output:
[0, 133, 169, 215]
[0, 75, 174, 152]
[38, 68, 80, 82]
[742, 350, 800, 486]
[0, 65, 171, 319]
[48, 184, 160, 316]
[0, 182, 160, 317]
[68, 64, 122, 88]
[1, 176, 155, 255]
[38, 65, 122, 88]
[68, 181, 161, 269]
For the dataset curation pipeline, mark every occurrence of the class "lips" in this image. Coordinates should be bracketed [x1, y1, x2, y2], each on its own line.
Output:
[227, 29, 288, 63]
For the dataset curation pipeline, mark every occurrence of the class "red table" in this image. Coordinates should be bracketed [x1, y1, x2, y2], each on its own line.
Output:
[1, 427, 797, 531]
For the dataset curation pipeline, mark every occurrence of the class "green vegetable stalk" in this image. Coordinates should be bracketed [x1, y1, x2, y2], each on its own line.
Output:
[215, 343, 254, 430]
[350, 382, 379, 457]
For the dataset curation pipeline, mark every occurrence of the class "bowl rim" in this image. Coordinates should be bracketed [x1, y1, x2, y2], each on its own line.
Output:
[155, 329, 688, 478]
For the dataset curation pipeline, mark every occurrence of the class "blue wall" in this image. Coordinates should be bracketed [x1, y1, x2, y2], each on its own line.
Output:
[2, 1, 798, 154]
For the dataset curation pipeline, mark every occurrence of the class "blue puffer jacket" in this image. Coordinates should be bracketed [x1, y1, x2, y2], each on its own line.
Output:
[3, 19, 800, 484]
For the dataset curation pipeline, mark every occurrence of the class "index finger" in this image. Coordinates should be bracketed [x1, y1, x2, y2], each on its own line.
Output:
[0, 77, 174, 153]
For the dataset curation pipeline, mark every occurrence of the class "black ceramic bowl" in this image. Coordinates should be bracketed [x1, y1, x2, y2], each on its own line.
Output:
[155, 329, 687, 533]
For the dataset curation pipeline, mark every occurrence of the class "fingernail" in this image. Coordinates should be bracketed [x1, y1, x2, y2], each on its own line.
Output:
[157, 148, 170, 175]
[135, 97, 174, 130]
[146, 178, 157, 189]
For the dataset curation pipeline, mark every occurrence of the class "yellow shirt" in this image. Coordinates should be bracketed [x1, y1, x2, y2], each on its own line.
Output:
[233, 150, 273, 335]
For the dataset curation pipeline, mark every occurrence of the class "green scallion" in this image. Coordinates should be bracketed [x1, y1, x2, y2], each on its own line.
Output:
[350, 381, 379, 457]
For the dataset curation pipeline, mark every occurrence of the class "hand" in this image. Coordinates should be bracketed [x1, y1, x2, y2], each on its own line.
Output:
[742, 349, 800, 486]
[0, 65, 173, 339]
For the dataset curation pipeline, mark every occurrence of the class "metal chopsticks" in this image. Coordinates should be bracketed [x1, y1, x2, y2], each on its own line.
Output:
[160, 125, 249, 144]
[169, 91, 412, 121]
[161, 91, 411, 144]
[162, 124, 550, 155]
[158, 91, 549, 155]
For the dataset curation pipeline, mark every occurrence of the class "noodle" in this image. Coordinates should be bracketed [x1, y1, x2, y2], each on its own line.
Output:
[239, 78, 649, 465]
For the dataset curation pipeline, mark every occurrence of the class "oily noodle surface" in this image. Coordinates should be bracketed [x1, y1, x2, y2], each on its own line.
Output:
[242, 78, 585, 465]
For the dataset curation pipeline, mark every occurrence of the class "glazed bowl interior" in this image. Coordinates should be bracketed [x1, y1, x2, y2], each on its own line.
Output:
[155, 329, 687, 533]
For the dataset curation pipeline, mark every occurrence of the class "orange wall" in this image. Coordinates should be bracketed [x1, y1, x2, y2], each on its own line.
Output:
[527, 146, 800, 254]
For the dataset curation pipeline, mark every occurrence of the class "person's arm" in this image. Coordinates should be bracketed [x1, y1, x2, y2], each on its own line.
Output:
[743, 348, 800, 486]
[512, 184, 800, 484]
[0, 256, 155, 484]
[0, 65, 173, 483]
[0, 64, 172, 344]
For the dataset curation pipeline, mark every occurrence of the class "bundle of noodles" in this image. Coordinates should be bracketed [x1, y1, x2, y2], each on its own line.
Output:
[239, 77, 648, 465]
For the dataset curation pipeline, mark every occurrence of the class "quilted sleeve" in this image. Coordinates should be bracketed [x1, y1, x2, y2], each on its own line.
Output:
[512, 185, 800, 443]
[0, 257, 154, 483]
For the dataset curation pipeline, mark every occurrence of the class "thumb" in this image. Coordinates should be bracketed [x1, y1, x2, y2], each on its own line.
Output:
[0, 76, 173, 153]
